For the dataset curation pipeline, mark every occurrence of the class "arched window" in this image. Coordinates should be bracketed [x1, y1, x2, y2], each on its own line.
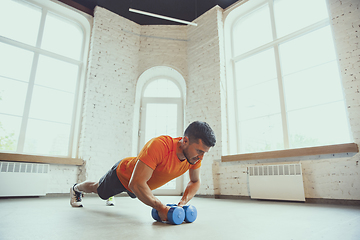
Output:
[133, 66, 186, 195]
[224, 0, 352, 155]
[141, 78, 182, 147]
[0, 0, 91, 158]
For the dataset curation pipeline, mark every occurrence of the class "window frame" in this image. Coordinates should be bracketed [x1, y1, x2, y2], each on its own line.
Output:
[0, 0, 92, 160]
[223, 0, 352, 156]
[139, 77, 184, 149]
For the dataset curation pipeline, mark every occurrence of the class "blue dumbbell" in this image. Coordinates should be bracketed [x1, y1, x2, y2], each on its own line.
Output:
[183, 205, 197, 223]
[169, 204, 197, 223]
[151, 204, 197, 224]
[151, 204, 185, 225]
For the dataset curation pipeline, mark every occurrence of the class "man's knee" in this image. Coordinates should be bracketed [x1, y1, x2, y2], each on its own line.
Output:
[127, 191, 137, 199]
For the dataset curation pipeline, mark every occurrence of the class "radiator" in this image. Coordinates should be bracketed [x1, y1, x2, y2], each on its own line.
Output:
[248, 163, 305, 202]
[0, 161, 49, 197]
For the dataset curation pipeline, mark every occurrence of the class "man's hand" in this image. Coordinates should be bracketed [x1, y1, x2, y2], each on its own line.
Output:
[177, 200, 187, 207]
[158, 205, 171, 221]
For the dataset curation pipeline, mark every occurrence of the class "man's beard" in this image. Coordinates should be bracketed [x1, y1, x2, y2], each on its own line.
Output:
[183, 150, 196, 165]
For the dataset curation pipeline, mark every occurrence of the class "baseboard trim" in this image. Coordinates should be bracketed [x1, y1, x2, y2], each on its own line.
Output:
[305, 198, 360, 206]
[195, 194, 360, 206]
[195, 194, 251, 200]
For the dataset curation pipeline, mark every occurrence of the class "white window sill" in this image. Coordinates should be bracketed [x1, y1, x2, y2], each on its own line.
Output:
[0, 152, 84, 166]
[221, 143, 359, 162]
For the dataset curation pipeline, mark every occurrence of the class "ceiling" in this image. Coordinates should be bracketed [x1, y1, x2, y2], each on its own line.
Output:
[68, 0, 239, 25]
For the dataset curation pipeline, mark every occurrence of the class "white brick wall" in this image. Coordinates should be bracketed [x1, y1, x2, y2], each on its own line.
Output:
[77, 7, 140, 183]
[331, 0, 360, 143]
[47, 165, 78, 193]
[186, 6, 224, 195]
[139, 25, 188, 77]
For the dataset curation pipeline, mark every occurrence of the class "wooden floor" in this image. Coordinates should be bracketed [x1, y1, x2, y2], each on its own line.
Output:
[0, 195, 359, 240]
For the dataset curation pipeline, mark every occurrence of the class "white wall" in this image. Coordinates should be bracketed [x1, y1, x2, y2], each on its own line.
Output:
[139, 25, 188, 77]
[49, 0, 360, 201]
[77, 7, 140, 183]
[186, 6, 225, 195]
[47, 165, 78, 193]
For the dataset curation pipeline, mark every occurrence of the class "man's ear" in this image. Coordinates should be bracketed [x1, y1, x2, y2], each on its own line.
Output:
[182, 136, 189, 146]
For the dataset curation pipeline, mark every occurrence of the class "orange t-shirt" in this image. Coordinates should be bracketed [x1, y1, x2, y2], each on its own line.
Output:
[116, 135, 201, 192]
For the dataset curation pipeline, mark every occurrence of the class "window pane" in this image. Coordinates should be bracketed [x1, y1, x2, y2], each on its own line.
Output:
[24, 119, 70, 156]
[288, 102, 351, 148]
[0, 77, 28, 116]
[143, 79, 181, 98]
[0, 114, 21, 151]
[274, 0, 329, 38]
[159, 179, 176, 189]
[145, 103, 177, 144]
[29, 86, 74, 124]
[237, 79, 281, 120]
[239, 114, 284, 153]
[0, 0, 41, 46]
[235, 49, 280, 120]
[235, 48, 277, 88]
[35, 55, 78, 93]
[279, 26, 337, 76]
[233, 3, 273, 56]
[284, 61, 344, 111]
[0, 42, 34, 82]
[42, 12, 83, 60]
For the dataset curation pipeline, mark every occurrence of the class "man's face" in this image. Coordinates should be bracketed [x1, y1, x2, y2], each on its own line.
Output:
[182, 138, 210, 165]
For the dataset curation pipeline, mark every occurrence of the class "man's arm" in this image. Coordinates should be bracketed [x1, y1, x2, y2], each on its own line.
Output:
[128, 160, 170, 220]
[178, 168, 200, 206]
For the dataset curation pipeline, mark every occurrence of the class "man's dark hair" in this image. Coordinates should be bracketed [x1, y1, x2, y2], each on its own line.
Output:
[184, 121, 216, 147]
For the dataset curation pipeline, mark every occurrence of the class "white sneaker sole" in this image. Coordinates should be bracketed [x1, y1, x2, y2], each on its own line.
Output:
[71, 202, 83, 207]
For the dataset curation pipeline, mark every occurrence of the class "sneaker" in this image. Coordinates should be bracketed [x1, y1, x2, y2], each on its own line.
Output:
[70, 184, 83, 207]
[106, 196, 115, 206]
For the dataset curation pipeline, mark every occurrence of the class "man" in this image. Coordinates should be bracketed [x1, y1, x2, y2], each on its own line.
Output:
[70, 121, 216, 221]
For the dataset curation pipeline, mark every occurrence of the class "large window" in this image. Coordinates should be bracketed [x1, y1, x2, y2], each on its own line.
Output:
[140, 78, 183, 148]
[0, 0, 90, 157]
[224, 0, 352, 154]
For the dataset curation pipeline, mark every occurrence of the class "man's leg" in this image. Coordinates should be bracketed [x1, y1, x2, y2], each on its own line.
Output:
[70, 160, 129, 208]
[75, 181, 99, 193]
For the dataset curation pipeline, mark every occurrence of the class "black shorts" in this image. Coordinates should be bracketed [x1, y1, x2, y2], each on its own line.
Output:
[97, 160, 137, 200]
